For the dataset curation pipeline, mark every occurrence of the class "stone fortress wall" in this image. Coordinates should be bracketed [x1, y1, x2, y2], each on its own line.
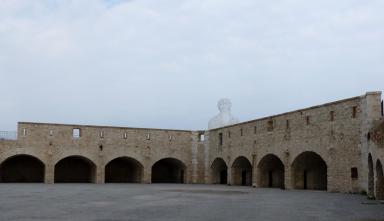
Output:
[0, 92, 383, 199]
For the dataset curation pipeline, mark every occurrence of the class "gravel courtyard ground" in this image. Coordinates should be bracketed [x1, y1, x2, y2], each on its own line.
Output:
[0, 184, 383, 221]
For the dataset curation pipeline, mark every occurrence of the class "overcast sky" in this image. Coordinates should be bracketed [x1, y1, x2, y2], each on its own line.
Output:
[0, 0, 383, 131]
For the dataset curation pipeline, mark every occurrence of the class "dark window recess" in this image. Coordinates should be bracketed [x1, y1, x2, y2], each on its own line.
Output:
[352, 106, 357, 118]
[99, 145, 103, 151]
[351, 167, 358, 179]
[286, 120, 290, 129]
[306, 116, 310, 125]
[240, 129, 244, 136]
[267, 120, 274, 132]
[228, 131, 231, 138]
[367, 132, 371, 141]
[219, 133, 223, 145]
[199, 134, 205, 141]
[381, 100, 383, 116]
[330, 111, 334, 121]
[254, 126, 257, 134]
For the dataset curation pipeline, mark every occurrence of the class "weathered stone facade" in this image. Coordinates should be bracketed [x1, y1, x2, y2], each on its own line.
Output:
[0, 92, 383, 199]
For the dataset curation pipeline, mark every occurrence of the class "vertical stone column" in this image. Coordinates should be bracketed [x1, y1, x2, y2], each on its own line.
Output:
[44, 148, 54, 184]
[252, 154, 258, 187]
[96, 152, 104, 184]
[284, 150, 292, 189]
[204, 132, 210, 184]
[191, 132, 199, 184]
[143, 165, 152, 184]
[227, 166, 232, 185]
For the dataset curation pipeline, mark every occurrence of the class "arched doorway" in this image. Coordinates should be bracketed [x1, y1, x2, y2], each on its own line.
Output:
[368, 154, 374, 198]
[151, 158, 186, 183]
[211, 158, 228, 184]
[291, 151, 327, 190]
[105, 157, 143, 183]
[376, 160, 384, 200]
[231, 156, 252, 186]
[0, 155, 44, 183]
[54, 156, 96, 183]
[257, 154, 285, 188]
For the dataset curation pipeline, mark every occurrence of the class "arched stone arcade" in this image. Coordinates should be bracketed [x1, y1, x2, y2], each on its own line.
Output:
[211, 158, 228, 184]
[0, 154, 45, 183]
[54, 156, 96, 183]
[231, 156, 252, 186]
[105, 157, 144, 183]
[257, 154, 285, 188]
[291, 151, 327, 190]
[376, 160, 384, 200]
[151, 158, 186, 183]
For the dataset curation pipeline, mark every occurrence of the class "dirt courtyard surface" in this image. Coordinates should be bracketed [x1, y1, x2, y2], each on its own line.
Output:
[0, 184, 383, 221]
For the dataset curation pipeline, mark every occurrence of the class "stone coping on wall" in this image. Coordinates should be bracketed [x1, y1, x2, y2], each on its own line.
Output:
[208, 91, 381, 132]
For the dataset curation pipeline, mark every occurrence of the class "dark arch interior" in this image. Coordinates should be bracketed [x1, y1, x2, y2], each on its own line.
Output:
[211, 158, 228, 184]
[151, 158, 186, 183]
[376, 160, 384, 200]
[368, 154, 374, 197]
[105, 157, 143, 183]
[292, 152, 327, 190]
[54, 156, 96, 183]
[0, 155, 44, 183]
[231, 156, 252, 186]
[258, 154, 285, 188]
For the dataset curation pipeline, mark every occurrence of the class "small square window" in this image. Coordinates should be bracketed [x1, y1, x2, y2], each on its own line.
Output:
[49, 130, 54, 136]
[267, 120, 274, 132]
[73, 128, 81, 138]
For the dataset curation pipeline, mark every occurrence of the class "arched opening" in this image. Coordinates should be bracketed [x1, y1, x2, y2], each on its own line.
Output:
[368, 154, 374, 197]
[105, 157, 143, 183]
[257, 154, 285, 188]
[211, 158, 228, 184]
[376, 160, 384, 200]
[292, 151, 327, 190]
[151, 158, 186, 183]
[54, 156, 96, 183]
[231, 156, 252, 186]
[0, 155, 44, 183]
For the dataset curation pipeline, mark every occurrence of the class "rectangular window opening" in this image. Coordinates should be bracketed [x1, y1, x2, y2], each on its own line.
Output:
[286, 120, 290, 129]
[352, 106, 357, 118]
[49, 129, 54, 136]
[228, 131, 231, 138]
[146, 133, 151, 140]
[267, 120, 274, 132]
[330, 111, 335, 121]
[123, 132, 127, 139]
[254, 126, 257, 134]
[23, 128, 27, 136]
[219, 133, 223, 145]
[100, 131, 104, 139]
[306, 116, 310, 125]
[199, 133, 205, 141]
[351, 167, 358, 179]
[73, 128, 81, 138]
[381, 100, 383, 116]
[240, 129, 243, 136]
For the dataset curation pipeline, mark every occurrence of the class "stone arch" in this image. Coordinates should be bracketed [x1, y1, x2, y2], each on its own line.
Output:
[231, 156, 252, 186]
[0, 154, 45, 183]
[291, 151, 327, 190]
[105, 157, 144, 183]
[376, 160, 384, 200]
[257, 154, 285, 188]
[368, 154, 374, 198]
[54, 155, 96, 183]
[151, 158, 186, 183]
[211, 158, 228, 184]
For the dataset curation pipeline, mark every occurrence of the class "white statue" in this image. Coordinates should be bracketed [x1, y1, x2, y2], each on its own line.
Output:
[208, 98, 239, 129]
